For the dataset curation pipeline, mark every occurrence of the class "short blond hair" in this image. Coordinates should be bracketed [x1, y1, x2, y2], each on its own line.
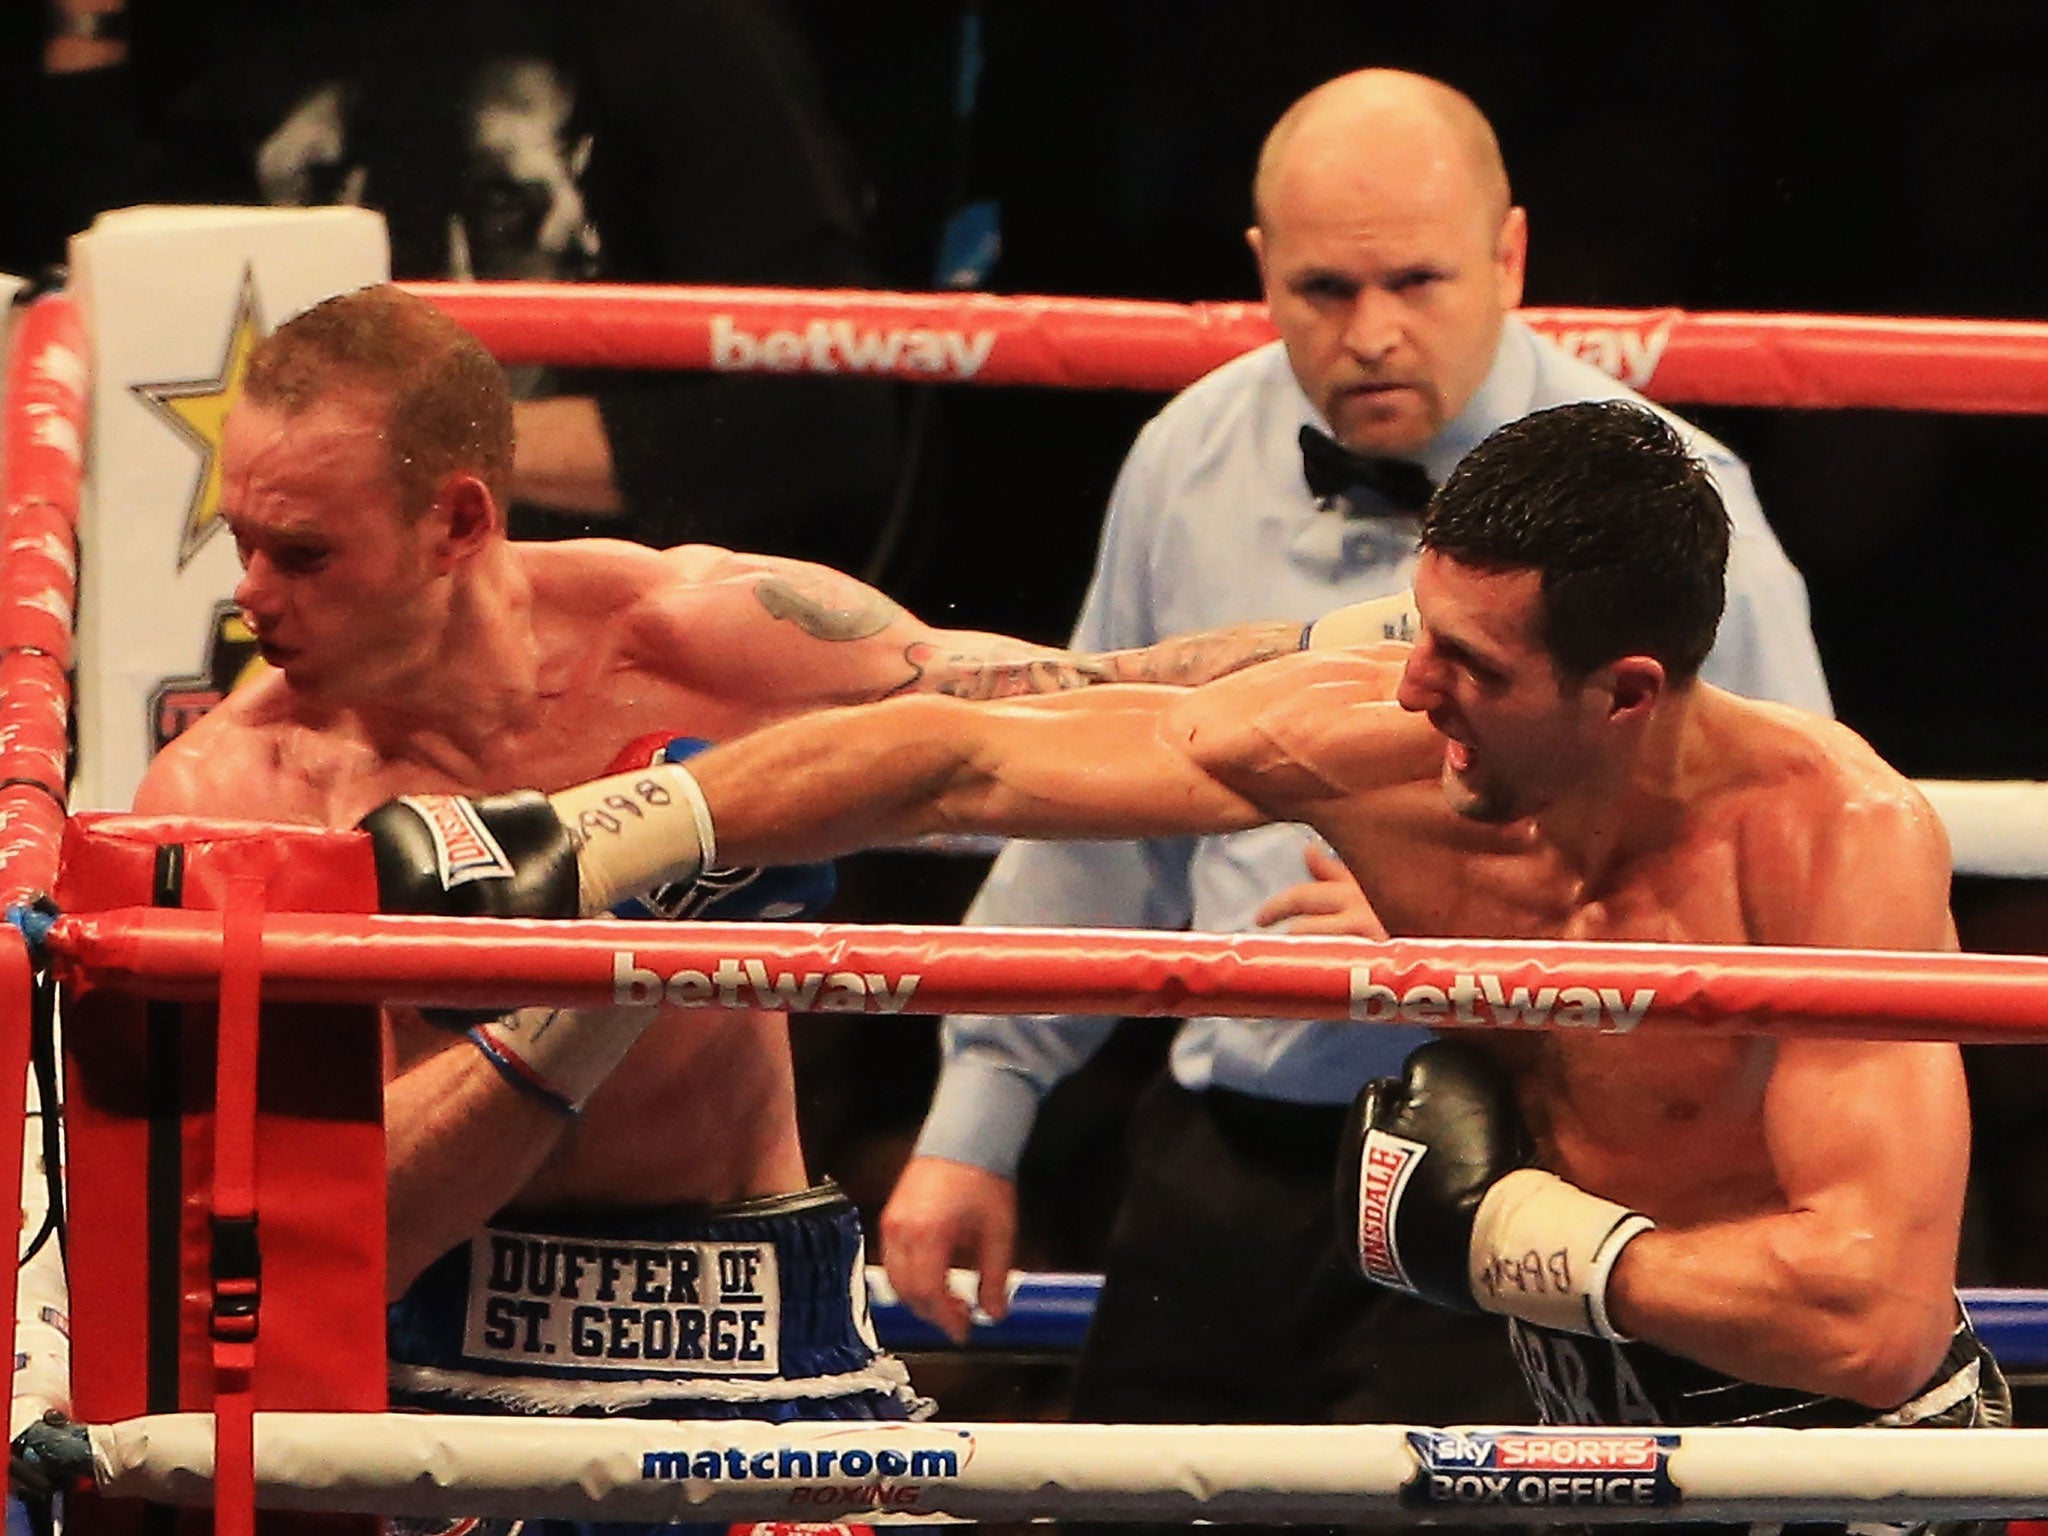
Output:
[244, 283, 513, 516]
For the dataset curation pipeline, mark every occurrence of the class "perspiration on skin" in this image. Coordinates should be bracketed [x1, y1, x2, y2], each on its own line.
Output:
[131, 284, 1321, 1299]
[664, 557, 1963, 1414]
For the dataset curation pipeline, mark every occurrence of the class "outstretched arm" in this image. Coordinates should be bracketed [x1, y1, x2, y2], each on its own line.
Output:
[685, 686, 1269, 869]
[546, 645, 1424, 911]
[639, 546, 1417, 709]
[1074, 589, 1419, 688]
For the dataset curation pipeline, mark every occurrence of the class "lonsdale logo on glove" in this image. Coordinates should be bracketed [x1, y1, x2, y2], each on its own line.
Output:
[1349, 965, 1655, 1032]
[1342, 1040, 1654, 1342]
[399, 793, 518, 889]
[1356, 1132, 1425, 1290]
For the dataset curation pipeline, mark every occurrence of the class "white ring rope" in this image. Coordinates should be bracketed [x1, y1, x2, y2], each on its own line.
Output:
[82, 1412, 2048, 1525]
[1917, 780, 2048, 880]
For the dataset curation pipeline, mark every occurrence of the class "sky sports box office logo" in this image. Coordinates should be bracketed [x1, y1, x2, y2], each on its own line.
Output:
[1405, 1430, 1681, 1510]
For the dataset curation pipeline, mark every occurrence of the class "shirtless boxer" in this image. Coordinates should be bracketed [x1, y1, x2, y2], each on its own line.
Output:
[502, 398, 2003, 1445]
[129, 283, 1327, 1437]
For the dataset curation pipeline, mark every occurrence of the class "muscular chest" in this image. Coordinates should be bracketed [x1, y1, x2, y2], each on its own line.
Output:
[1343, 810, 1779, 1219]
[1347, 797, 1751, 945]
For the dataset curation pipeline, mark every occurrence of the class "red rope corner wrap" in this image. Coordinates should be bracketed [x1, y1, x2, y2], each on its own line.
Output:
[0, 291, 86, 908]
[211, 876, 265, 1536]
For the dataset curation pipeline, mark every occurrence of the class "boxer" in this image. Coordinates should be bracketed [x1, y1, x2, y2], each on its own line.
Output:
[132, 284, 1322, 1461]
[426, 401, 2006, 1462]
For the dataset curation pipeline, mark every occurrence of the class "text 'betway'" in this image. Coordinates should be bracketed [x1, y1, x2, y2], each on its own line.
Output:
[1350, 966, 1653, 1032]
[614, 951, 922, 1012]
[710, 315, 997, 378]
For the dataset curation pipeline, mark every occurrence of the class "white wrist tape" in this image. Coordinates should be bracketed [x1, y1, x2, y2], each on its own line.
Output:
[1306, 589, 1420, 650]
[13, 1095, 70, 1440]
[1467, 1167, 1653, 1340]
[469, 1004, 657, 1115]
[547, 763, 715, 915]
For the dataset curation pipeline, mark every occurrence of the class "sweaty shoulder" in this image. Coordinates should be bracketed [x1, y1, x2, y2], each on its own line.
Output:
[537, 539, 915, 707]
[130, 675, 308, 818]
[1161, 646, 1437, 814]
[519, 536, 702, 612]
[542, 540, 900, 636]
[1710, 694, 1949, 948]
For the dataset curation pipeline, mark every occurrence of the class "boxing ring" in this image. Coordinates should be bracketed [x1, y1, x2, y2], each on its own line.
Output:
[12, 278, 2048, 1530]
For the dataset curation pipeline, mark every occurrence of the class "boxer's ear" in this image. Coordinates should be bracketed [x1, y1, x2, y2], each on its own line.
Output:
[433, 471, 500, 561]
[1602, 655, 1664, 723]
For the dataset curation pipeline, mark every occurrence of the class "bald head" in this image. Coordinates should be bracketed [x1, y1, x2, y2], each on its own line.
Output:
[1245, 69, 1525, 456]
[1253, 70, 1511, 237]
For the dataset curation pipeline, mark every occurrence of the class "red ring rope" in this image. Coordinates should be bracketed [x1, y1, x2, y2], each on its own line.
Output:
[405, 282, 2048, 414]
[0, 292, 86, 907]
[45, 907, 2048, 1044]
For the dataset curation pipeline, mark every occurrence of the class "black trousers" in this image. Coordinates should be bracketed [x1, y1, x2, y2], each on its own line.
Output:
[1069, 1072, 1537, 1427]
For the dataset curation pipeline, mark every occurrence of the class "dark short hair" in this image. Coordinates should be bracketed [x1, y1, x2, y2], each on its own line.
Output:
[1420, 400, 1730, 683]
[243, 283, 512, 516]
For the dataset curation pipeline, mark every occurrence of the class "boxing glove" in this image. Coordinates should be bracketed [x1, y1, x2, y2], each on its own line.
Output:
[605, 733, 836, 922]
[357, 772, 714, 1116]
[1339, 1038, 1653, 1340]
[360, 790, 580, 920]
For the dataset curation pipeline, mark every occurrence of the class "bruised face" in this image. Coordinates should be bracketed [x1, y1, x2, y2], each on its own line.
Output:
[219, 392, 449, 703]
[1394, 550, 1605, 823]
[1250, 137, 1524, 458]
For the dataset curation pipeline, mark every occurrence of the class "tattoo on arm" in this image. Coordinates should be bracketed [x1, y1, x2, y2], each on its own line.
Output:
[1096, 621, 1308, 684]
[887, 619, 1308, 700]
[893, 642, 1116, 699]
[752, 575, 902, 641]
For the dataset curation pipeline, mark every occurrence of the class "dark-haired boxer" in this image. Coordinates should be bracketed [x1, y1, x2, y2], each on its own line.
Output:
[476, 399, 2004, 1457]
[132, 283, 1331, 1456]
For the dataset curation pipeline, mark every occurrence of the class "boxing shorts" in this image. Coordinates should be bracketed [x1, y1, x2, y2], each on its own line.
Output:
[1506, 1309, 2008, 1536]
[388, 1181, 930, 1423]
[1506, 1307, 2008, 1430]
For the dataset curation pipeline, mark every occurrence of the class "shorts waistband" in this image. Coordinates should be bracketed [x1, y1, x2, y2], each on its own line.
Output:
[388, 1180, 891, 1401]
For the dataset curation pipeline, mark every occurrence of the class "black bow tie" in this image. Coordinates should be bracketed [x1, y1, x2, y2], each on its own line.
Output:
[1298, 425, 1434, 513]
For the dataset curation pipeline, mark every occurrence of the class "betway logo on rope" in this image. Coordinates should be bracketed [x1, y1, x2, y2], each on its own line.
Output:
[1543, 314, 1677, 390]
[614, 951, 921, 1012]
[1350, 966, 1654, 1033]
[711, 314, 998, 378]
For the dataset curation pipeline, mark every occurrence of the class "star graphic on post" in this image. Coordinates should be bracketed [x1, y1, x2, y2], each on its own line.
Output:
[133, 266, 267, 569]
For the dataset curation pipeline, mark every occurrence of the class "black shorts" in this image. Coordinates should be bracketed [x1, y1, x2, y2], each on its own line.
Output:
[1503, 1311, 2010, 1536]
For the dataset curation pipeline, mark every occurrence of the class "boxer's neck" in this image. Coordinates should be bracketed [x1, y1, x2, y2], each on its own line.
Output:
[334, 540, 546, 771]
[1528, 684, 1704, 890]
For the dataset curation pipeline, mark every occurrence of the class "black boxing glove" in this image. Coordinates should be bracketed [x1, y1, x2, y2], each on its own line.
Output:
[1339, 1038, 1653, 1340]
[11, 1410, 91, 1521]
[357, 791, 669, 1114]
[360, 791, 580, 920]
[358, 791, 583, 1038]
